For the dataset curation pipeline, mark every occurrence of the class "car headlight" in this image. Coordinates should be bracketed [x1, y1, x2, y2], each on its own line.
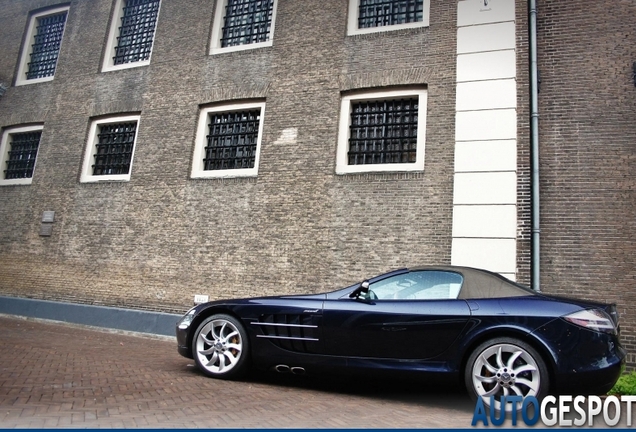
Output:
[563, 309, 617, 335]
[177, 307, 197, 330]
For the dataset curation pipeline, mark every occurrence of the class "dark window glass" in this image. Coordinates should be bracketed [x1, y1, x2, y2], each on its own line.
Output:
[26, 12, 68, 80]
[92, 122, 137, 175]
[4, 131, 42, 179]
[348, 97, 418, 165]
[204, 109, 261, 170]
[221, 0, 274, 48]
[113, 0, 160, 65]
[358, 0, 423, 29]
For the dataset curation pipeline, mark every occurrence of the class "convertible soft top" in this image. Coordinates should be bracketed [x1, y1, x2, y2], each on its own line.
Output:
[410, 265, 537, 299]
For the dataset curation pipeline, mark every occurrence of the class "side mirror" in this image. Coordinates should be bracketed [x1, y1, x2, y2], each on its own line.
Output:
[349, 280, 370, 299]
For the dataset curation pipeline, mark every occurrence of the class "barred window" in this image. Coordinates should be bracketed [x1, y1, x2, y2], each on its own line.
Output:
[103, 0, 160, 71]
[26, 12, 68, 80]
[358, 0, 423, 29]
[192, 102, 265, 178]
[0, 125, 43, 186]
[221, 0, 274, 48]
[204, 110, 260, 170]
[81, 115, 140, 183]
[114, 0, 160, 65]
[348, 98, 418, 166]
[16, 7, 69, 86]
[92, 122, 137, 175]
[336, 89, 427, 174]
[211, 0, 277, 53]
[4, 131, 42, 180]
[347, 0, 429, 35]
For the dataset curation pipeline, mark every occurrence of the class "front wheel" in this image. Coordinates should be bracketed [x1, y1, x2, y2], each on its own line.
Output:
[465, 337, 549, 412]
[193, 314, 249, 379]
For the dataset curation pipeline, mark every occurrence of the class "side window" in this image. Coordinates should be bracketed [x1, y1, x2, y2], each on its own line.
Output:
[347, 0, 430, 36]
[80, 115, 141, 183]
[370, 271, 463, 300]
[102, 0, 161, 72]
[210, 0, 278, 54]
[0, 125, 44, 186]
[16, 6, 69, 86]
[336, 88, 427, 174]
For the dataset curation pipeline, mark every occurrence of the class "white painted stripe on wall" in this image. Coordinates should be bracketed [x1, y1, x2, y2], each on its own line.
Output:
[457, 0, 515, 26]
[453, 172, 517, 205]
[452, 205, 517, 238]
[454, 140, 517, 172]
[456, 79, 517, 111]
[452, 0, 517, 279]
[457, 22, 516, 54]
[456, 50, 516, 82]
[455, 109, 517, 141]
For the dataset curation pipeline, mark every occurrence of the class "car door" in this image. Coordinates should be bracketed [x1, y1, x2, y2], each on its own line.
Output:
[322, 270, 472, 360]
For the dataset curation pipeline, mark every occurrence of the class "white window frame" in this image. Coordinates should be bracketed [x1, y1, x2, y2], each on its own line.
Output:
[15, 6, 70, 86]
[0, 125, 44, 186]
[102, 0, 161, 72]
[209, 0, 278, 55]
[80, 115, 141, 183]
[347, 0, 430, 36]
[336, 88, 427, 175]
[191, 101, 266, 179]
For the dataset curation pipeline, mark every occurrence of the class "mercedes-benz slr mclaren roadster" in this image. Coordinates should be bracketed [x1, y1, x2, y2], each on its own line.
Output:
[176, 265, 625, 404]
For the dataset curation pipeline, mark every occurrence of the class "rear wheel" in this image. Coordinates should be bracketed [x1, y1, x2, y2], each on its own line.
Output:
[193, 314, 249, 379]
[465, 337, 549, 412]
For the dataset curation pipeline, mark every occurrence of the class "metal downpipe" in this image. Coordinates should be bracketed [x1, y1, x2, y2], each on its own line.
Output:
[529, 0, 541, 292]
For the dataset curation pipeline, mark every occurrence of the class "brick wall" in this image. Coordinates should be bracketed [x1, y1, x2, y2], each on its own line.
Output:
[0, 0, 459, 313]
[536, 0, 636, 366]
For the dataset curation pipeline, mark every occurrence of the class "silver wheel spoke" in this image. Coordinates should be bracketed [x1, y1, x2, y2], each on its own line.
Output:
[506, 350, 523, 369]
[482, 382, 501, 398]
[515, 377, 539, 392]
[513, 364, 537, 375]
[480, 354, 498, 374]
[475, 374, 497, 384]
[495, 347, 505, 368]
[205, 351, 219, 367]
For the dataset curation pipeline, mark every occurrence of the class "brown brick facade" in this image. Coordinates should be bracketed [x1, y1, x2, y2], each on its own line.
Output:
[0, 0, 634, 368]
[535, 1, 636, 366]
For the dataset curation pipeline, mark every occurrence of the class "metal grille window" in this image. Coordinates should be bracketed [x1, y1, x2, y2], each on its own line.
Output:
[220, 0, 274, 48]
[358, 0, 423, 29]
[204, 109, 261, 171]
[113, 0, 160, 65]
[92, 122, 137, 176]
[3, 131, 42, 180]
[25, 12, 68, 80]
[347, 98, 418, 165]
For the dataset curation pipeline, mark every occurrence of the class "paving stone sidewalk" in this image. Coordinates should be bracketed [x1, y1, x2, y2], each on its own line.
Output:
[0, 315, 476, 428]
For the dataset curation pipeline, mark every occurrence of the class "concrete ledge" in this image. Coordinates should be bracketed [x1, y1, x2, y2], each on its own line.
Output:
[0, 296, 181, 337]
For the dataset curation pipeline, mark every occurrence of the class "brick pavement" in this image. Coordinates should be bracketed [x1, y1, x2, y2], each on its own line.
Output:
[1, 315, 629, 429]
[0, 315, 476, 428]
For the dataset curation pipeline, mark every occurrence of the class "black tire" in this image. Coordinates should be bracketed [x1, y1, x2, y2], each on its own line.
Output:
[192, 314, 250, 380]
[465, 337, 549, 412]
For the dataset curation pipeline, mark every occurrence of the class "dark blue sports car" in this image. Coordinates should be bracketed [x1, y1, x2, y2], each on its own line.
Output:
[176, 265, 625, 407]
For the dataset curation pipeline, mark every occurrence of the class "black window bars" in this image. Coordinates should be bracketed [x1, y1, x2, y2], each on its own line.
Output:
[26, 12, 68, 80]
[4, 131, 42, 180]
[204, 109, 261, 170]
[358, 0, 423, 29]
[92, 122, 137, 175]
[221, 0, 274, 48]
[348, 98, 418, 165]
[113, 0, 160, 65]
